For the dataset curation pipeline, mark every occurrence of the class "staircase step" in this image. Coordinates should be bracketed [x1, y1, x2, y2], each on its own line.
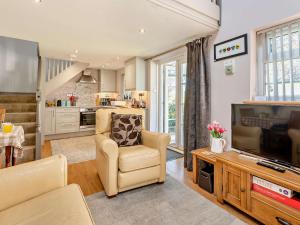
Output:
[0, 103, 36, 113]
[5, 112, 36, 123]
[14, 122, 36, 133]
[0, 95, 36, 103]
[24, 133, 36, 146]
[16, 145, 35, 164]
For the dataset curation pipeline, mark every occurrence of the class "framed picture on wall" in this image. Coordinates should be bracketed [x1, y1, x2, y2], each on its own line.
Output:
[214, 34, 248, 61]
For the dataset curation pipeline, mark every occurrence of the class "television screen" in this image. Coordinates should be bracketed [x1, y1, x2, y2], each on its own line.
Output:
[231, 104, 300, 168]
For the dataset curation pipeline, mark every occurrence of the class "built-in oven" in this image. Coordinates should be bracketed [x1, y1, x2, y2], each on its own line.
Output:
[80, 108, 96, 130]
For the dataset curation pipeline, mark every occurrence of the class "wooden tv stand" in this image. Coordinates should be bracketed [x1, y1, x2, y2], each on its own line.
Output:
[214, 151, 300, 225]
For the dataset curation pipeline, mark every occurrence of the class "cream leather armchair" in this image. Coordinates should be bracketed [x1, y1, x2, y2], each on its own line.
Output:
[95, 108, 170, 197]
[0, 155, 95, 225]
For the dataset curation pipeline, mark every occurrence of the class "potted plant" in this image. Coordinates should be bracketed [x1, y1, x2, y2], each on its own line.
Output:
[207, 121, 227, 153]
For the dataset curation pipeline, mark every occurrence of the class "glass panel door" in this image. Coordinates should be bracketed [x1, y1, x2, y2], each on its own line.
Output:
[164, 61, 177, 145]
[161, 60, 187, 149]
[178, 62, 187, 147]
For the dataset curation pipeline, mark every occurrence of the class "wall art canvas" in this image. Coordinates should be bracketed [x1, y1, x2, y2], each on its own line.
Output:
[214, 34, 248, 61]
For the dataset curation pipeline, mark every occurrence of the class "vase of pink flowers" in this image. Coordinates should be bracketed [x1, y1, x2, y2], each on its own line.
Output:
[207, 121, 227, 153]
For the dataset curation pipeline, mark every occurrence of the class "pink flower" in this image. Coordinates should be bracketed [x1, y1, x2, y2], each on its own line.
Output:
[219, 128, 226, 133]
[207, 121, 227, 138]
[212, 121, 220, 128]
[207, 124, 213, 131]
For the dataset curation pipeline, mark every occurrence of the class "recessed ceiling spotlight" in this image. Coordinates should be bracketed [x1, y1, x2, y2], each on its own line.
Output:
[35, 0, 42, 3]
[75, 49, 79, 54]
[139, 28, 145, 34]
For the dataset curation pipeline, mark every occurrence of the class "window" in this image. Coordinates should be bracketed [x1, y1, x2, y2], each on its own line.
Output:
[257, 19, 300, 101]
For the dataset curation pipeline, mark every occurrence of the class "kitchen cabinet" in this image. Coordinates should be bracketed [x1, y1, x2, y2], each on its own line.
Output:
[45, 108, 56, 135]
[125, 57, 146, 91]
[100, 69, 116, 92]
[55, 108, 80, 134]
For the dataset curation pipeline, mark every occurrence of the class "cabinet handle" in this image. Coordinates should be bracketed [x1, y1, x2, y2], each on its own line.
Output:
[240, 187, 246, 192]
[276, 217, 291, 225]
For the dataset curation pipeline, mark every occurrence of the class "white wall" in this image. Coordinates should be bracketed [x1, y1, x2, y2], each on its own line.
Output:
[211, 0, 300, 148]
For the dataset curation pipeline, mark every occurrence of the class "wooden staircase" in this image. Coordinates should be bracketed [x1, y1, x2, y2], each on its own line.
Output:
[0, 94, 37, 164]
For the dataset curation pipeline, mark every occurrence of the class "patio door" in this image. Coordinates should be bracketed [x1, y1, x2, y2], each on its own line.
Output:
[160, 59, 187, 150]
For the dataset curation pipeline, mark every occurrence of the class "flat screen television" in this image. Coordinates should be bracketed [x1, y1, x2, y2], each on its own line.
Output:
[231, 104, 300, 168]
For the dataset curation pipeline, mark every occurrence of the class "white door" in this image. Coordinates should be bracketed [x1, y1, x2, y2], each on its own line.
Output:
[160, 60, 187, 150]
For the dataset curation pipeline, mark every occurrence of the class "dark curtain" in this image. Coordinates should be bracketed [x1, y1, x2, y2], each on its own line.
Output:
[184, 37, 211, 171]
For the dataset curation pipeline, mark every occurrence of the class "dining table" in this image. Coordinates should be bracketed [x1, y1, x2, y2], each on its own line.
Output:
[0, 126, 25, 168]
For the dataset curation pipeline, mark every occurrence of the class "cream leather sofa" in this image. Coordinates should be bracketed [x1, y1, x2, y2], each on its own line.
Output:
[0, 155, 95, 225]
[95, 108, 170, 197]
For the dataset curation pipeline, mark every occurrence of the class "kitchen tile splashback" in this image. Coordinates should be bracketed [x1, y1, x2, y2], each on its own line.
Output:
[47, 71, 98, 107]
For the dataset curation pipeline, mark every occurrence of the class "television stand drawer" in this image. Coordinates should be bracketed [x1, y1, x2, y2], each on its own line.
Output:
[251, 191, 300, 225]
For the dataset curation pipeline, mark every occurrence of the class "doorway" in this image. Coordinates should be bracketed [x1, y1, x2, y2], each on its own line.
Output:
[159, 59, 187, 151]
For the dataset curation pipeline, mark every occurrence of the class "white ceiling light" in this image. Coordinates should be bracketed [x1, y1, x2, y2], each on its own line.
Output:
[35, 0, 42, 3]
[75, 49, 79, 54]
[139, 28, 145, 34]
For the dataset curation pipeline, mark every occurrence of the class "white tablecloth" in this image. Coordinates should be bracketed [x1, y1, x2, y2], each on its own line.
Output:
[0, 126, 25, 158]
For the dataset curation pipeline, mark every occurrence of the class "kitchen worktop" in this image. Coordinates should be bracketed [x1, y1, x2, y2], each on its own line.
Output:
[46, 106, 126, 109]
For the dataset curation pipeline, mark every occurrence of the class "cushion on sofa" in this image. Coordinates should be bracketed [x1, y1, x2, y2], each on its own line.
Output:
[111, 113, 142, 147]
[0, 184, 94, 225]
[118, 145, 160, 172]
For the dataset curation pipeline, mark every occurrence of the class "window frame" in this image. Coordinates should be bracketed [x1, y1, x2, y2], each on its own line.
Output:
[256, 19, 300, 101]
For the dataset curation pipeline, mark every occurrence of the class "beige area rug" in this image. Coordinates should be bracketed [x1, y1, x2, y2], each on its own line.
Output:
[50, 135, 96, 164]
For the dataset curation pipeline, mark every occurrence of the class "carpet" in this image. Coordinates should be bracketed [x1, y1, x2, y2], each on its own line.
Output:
[50, 135, 96, 164]
[86, 176, 247, 225]
[167, 149, 183, 161]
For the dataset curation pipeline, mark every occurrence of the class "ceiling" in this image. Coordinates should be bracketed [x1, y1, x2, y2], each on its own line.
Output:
[0, 0, 216, 69]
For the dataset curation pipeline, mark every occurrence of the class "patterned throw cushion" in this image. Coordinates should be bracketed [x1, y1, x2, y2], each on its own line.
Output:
[111, 113, 142, 147]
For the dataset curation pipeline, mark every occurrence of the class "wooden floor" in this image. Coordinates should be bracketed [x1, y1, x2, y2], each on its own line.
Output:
[42, 141, 103, 196]
[42, 141, 259, 225]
